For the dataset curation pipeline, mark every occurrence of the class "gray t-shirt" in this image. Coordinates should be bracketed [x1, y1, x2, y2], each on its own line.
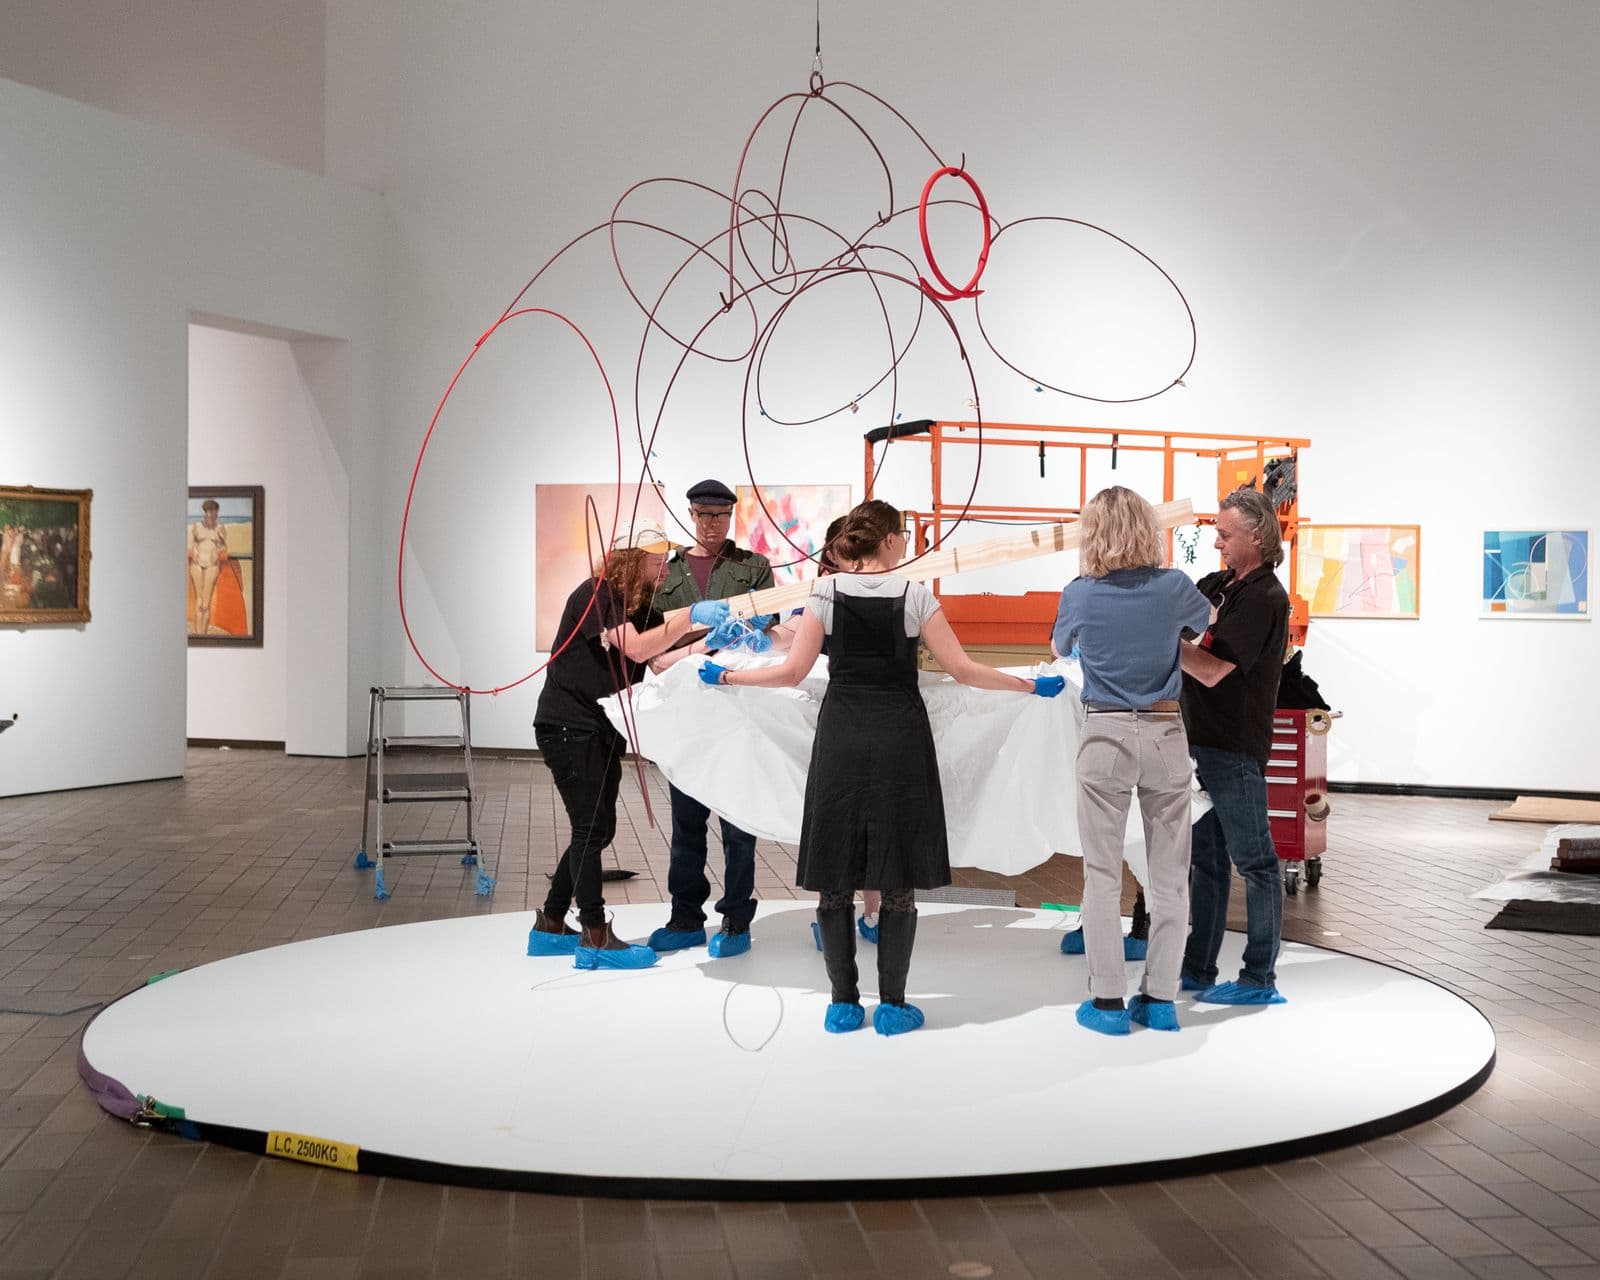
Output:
[807, 574, 941, 637]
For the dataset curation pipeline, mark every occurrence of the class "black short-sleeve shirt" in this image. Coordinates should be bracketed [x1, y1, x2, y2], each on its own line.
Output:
[534, 579, 663, 732]
[1180, 565, 1289, 764]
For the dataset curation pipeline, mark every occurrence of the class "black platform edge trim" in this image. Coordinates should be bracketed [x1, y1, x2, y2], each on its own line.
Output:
[1329, 781, 1600, 802]
[863, 418, 935, 444]
[75, 934, 1498, 1203]
[115, 1051, 1493, 1202]
[82, 1045, 1495, 1203]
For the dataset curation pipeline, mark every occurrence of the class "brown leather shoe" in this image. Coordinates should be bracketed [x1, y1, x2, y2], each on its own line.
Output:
[578, 921, 630, 950]
[532, 909, 579, 937]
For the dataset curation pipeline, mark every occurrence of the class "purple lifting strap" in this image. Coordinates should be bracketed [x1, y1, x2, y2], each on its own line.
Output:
[77, 1042, 141, 1120]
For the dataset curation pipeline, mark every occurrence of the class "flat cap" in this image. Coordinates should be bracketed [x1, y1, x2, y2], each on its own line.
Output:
[686, 478, 737, 506]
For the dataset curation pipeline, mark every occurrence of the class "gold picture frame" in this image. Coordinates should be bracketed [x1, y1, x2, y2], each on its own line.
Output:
[0, 486, 92, 625]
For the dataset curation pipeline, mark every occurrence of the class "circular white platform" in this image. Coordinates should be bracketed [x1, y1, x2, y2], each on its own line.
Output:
[79, 902, 1494, 1198]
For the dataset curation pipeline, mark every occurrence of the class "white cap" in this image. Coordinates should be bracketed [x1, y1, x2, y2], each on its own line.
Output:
[610, 526, 678, 554]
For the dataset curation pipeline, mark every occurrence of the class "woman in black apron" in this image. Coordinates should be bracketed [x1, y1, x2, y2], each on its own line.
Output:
[702, 501, 1065, 1034]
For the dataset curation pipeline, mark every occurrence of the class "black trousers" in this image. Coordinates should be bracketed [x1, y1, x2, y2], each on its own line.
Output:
[535, 724, 623, 928]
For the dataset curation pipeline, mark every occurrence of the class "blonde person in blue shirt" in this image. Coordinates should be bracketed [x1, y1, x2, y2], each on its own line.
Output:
[1052, 487, 1212, 1036]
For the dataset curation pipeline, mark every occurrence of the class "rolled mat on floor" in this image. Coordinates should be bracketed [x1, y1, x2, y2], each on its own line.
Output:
[1485, 900, 1600, 935]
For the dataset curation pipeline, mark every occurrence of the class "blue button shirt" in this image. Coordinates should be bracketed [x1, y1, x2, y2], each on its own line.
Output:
[1053, 567, 1212, 708]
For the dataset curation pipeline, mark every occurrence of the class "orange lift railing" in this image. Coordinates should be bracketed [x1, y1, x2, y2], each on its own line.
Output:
[862, 419, 1312, 647]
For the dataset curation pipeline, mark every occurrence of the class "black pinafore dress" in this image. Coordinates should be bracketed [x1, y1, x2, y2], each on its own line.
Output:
[795, 582, 952, 893]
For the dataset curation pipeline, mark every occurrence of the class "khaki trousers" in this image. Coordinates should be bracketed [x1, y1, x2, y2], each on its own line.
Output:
[1075, 711, 1194, 1001]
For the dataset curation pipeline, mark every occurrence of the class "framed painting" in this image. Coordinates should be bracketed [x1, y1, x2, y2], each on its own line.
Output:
[535, 483, 667, 650]
[187, 486, 264, 646]
[0, 486, 92, 625]
[1482, 529, 1589, 619]
[1297, 524, 1420, 619]
[734, 484, 852, 586]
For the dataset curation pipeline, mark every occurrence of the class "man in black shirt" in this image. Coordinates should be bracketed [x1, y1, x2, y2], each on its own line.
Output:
[1178, 487, 1291, 1004]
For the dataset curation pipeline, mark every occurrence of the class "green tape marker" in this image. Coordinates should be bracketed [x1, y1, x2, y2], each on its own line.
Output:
[145, 969, 180, 985]
[1039, 902, 1080, 912]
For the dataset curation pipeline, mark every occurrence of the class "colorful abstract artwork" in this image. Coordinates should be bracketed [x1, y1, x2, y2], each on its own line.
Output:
[1297, 524, 1420, 619]
[1482, 529, 1590, 619]
[187, 486, 262, 645]
[535, 483, 667, 649]
[734, 484, 852, 586]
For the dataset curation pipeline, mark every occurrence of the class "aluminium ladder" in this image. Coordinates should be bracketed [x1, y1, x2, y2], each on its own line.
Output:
[352, 685, 493, 899]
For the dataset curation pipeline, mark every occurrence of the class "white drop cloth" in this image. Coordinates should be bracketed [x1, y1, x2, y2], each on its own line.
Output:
[601, 655, 1208, 882]
[1473, 824, 1600, 904]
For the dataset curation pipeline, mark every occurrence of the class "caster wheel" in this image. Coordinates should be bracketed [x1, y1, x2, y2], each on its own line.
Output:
[1306, 857, 1323, 889]
[1283, 864, 1300, 896]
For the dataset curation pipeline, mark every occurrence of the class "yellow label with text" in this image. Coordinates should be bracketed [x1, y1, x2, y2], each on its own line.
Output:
[265, 1130, 359, 1173]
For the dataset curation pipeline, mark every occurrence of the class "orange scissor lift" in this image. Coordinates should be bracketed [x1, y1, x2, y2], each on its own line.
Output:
[861, 418, 1313, 646]
[862, 417, 1328, 891]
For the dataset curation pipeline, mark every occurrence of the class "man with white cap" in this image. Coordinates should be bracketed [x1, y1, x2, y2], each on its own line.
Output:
[529, 525, 729, 969]
[648, 478, 775, 959]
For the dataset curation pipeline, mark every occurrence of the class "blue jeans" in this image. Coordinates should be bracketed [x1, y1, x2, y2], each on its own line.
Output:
[1182, 745, 1283, 988]
[666, 784, 758, 932]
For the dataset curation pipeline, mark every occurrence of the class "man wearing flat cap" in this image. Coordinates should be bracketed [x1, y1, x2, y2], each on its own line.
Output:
[647, 478, 775, 959]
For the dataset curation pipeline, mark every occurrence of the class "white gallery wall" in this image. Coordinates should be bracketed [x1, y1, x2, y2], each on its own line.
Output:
[0, 76, 385, 797]
[326, 0, 1598, 790]
[3, 2, 1596, 795]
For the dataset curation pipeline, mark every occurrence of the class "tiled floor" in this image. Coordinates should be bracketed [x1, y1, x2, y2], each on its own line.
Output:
[1, 748, 1599, 1279]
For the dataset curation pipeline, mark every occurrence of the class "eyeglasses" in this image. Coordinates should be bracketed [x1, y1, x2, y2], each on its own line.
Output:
[689, 508, 733, 521]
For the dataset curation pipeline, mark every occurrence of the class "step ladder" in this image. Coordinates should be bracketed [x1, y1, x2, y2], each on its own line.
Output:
[352, 686, 493, 900]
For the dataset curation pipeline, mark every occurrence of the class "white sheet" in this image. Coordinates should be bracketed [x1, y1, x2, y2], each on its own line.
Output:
[601, 655, 1207, 882]
[1472, 824, 1600, 904]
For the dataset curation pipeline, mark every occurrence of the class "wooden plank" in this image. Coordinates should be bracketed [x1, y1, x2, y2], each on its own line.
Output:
[1488, 795, 1600, 824]
[666, 498, 1195, 623]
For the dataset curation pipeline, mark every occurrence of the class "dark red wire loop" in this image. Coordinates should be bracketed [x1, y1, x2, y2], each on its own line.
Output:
[917, 166, 992, 302]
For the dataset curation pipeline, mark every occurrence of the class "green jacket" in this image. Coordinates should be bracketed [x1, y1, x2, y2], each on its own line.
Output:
[655, 540, 774, 611]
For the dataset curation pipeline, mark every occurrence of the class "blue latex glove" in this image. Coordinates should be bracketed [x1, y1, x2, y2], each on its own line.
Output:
[699, 661, 728, 687]
[689, 599, 730, 628]
[1032, 675, 1066, 698]
[730, 626, 772, 654]
[705, 616, 774, 654]
[749, 613, 777, 630]
[702, 617, 746, 650]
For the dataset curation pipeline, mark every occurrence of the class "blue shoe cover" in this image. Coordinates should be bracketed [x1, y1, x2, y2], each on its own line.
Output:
[526, 927, 578, 957]
[858, 916, 879, 944]
[646, 926, 707, 953]
[1129, 994, 1181, 1031]
[574, 941, 657, 971]
[873, 1002, 925, 1036]
[1060, 929, 1086, 955]
[1180, 972, 1211, 992]
[1075, 999, 1131, 1036]
[811, 921, 823, 951]
[708, 930, 751, 958]
[1122, 935, 1148, 961]
[824, 1002, 865, 1033]
[1196, 980, 1286, 1005]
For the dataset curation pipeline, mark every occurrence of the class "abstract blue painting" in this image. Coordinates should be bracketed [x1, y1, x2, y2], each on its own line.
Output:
[1482, 529, 1590, 618]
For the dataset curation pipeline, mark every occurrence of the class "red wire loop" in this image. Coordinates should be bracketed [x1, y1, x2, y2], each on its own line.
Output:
[397, 307, 621, 696]
[916, 165, 992, 302]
